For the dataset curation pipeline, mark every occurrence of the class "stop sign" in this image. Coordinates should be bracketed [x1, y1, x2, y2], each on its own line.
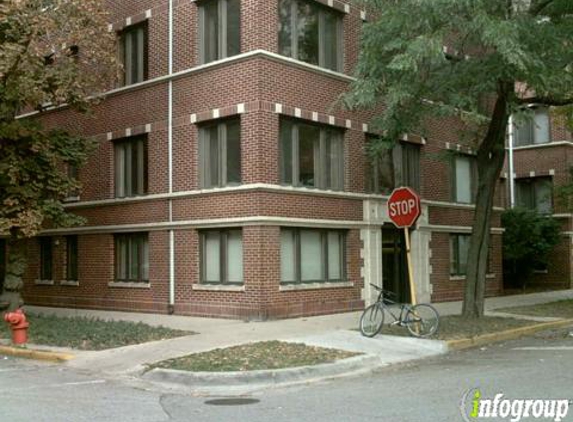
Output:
[387, 187, 421, 228]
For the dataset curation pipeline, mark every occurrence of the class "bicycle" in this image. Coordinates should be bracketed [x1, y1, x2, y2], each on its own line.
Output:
[359, 283, 440, 338]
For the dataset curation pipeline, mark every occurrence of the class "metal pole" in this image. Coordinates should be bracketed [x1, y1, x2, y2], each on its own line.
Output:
[404, 227, 417, 306]
[508, 115, 515, 208]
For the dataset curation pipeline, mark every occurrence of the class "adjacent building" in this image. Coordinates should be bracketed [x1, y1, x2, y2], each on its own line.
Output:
[509, 107, 573, 290]
[15, 0, 506, 319]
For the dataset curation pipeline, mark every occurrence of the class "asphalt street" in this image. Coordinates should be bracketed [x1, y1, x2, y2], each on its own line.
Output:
[1, 328, 572, 422]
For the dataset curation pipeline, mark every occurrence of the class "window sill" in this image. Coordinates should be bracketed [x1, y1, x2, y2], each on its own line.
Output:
[63, 196, 80, 203]
[279, 281, 353, 291]
[449, 274, 496, 281]
[192, 284, 245, 292]
[34, 279, 54, 286]
[60, 280, 79, 287]
[108, 281, 150, 289]
[533, 269, 549, 274]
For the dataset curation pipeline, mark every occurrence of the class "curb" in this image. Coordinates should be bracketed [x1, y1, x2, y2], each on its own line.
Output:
[143, 354, 385, 389]
[0, 345, 75, 362]
[445, 318, 573, 351]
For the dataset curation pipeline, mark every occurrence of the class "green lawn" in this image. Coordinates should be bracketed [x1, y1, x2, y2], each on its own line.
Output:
[379, 315, 534, 340]
[495, 299, 573, 319]
[149, 340, 360, 372]
[0, 313, 192, 350]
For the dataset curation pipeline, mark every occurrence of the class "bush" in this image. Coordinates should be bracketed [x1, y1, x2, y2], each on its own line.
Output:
[502, 208, 561, 289]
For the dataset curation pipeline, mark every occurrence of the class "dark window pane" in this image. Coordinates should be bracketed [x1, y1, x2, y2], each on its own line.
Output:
[203, 0, 219, 63]
[278, 0, 294, 57]
[226, 0, 241, 57]
[376, 148, 395, 194]
[280, 120, 293, 184]
[297, 1, 319, 66]
[115, 234, 148, 282]
[298, 123, 319, 187]
[121, 23, 147, 86]
[66, 236, 78, 281]
[209, 126, 219, 187]
[115, 137, 148, 197]
[40, 238, 53, 280]
[535, 178, 552, 214]
[322, 9, 339, 71]
[402, 143, 420, 191]
[226, 120, 241, 184]
[324, 129, 343, 190]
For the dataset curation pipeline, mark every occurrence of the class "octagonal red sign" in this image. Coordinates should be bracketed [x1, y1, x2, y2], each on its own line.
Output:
[387, 187, 421, 228]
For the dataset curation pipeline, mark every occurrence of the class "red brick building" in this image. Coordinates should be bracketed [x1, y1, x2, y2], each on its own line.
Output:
[12, 0, 505, 319]
[508, 108, 573, 290]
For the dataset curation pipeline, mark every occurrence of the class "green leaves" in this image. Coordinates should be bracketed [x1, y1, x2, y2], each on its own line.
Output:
[0, 0, 112, 239]
[0, 119, 92, 237]
[501, 208, 561, 283]
[344, 0, 573, 139]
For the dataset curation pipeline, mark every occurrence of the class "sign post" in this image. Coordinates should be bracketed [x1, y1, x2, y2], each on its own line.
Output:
[387, 187, 421, 306]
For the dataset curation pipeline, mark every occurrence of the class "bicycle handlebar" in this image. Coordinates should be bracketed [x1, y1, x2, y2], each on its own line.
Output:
[369, 284, 398, 299]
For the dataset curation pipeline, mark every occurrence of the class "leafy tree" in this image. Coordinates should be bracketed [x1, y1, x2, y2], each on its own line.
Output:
[343, 0, 573, 317]
[501, 208, 561, 290]
[0, 0, 117, 310]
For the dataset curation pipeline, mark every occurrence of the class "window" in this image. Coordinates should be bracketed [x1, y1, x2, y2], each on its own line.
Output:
[280, 119, 344, 190]
[120, 22, 148, 86]
[200, 229, 243, 284]
[280, 228, 346, 284]
[65, 236, 78, 281]
[515, 177, 553, 214]
[450, 234, 470, 276]
[115, 233, 149, 282]
[199, 119, 241, 188]
[199, 0, 241, 64]
[39, 237, 53, 280]
[279, 0, 343, 71]
[514, 107, 550, 146]
[452, 155, 477, 204]
[365, 138, 421, 194]
[66, 164, 80, 200]
[114, 136, 148, 198]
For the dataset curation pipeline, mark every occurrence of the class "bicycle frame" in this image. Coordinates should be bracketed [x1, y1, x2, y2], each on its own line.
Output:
[374, 288, 413, 327]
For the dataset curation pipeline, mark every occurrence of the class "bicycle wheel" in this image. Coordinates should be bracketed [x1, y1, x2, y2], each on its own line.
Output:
[359, 304, 385, 337]
[405, 304, 439, 338]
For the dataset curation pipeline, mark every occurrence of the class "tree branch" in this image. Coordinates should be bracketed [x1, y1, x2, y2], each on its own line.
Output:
[519, 96, 573, 106]
[529, 0, 555, 16]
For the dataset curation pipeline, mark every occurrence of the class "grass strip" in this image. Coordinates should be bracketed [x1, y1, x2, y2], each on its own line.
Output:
[149, 340, 359, 372]
[495, 299, 573, 319]
[0, 313, 191, 350]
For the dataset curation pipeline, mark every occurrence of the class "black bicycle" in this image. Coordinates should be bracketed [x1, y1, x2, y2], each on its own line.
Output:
[359, 283, 440, 338]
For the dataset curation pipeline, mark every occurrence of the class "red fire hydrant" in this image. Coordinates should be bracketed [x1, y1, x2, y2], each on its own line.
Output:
[4, 308, 29, 345]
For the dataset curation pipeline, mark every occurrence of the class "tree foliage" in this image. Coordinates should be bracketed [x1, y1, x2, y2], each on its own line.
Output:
[0, 0, 116, 239]
[501, 208, 561, 289]
[0, 0, 117, 309]
[343, 0, 573, 317]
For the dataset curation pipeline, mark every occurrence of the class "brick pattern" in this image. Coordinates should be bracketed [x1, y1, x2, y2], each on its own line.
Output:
[21, 0, 511, 317]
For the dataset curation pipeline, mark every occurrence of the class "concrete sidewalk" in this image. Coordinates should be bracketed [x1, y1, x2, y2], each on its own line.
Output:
[21, 288, 573, 378]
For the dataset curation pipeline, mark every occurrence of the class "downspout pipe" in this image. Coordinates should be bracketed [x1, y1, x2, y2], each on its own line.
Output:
[508, 115, 515, 209]
[167, 0, 175, 314]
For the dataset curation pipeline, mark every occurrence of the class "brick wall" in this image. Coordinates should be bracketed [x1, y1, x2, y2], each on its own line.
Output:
[21, 0, 507, 318]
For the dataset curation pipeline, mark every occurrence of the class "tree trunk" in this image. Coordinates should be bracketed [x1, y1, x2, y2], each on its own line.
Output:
[0, 236, 27, 311]
[462, 89, 510, 318]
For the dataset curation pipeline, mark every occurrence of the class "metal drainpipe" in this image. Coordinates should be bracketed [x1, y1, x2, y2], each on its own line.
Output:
[508, 115, 515, 209]
[167, 0, 175, 314]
